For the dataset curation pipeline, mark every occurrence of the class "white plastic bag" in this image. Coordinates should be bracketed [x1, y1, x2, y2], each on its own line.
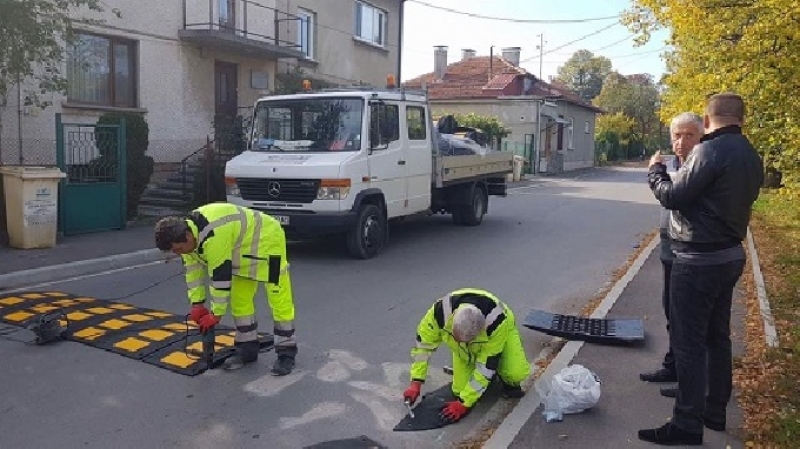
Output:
[540, 364, 602, 422]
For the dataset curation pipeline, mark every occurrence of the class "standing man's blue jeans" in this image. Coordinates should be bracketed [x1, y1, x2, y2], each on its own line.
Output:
[669, 258, 745, 433]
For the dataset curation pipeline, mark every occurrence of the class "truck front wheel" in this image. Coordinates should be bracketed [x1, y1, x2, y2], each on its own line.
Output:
[346, 204, 387, 259]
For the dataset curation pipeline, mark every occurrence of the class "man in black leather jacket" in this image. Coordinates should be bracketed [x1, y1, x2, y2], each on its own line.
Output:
[638, 93, 764, 446]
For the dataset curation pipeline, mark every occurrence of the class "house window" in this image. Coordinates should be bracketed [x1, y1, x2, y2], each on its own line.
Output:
[67, 32, 137, 107]
[406, 106, 426, 140]
[354, 1, 386, 47]
[297, 8, 315, 59]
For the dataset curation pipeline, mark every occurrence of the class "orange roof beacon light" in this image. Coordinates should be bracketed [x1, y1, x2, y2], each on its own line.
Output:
[302, 79, 312, 91]
[386, 74, 396, 89]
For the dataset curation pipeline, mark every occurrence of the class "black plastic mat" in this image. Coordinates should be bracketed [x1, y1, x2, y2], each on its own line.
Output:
[393, 384, 458, 432]
[522, 309, 645, 344]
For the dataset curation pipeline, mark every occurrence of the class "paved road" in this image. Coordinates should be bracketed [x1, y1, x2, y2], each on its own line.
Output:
[0, 167, 660, 449]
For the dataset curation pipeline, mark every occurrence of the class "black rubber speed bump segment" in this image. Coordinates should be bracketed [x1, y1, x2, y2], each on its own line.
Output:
[522, 309, 645, 344]
[393, 384, 457, 432]
[303, 435, 387, 448]
[0, 291, 274, 376]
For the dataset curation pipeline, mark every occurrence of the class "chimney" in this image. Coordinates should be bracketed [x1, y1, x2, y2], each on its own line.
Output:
[434, 45, 448, 80]
[461, 48, 476, 60]
[502, 47, 521, 66]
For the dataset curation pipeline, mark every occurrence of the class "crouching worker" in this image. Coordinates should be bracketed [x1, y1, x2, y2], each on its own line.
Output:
[403, 288, 531, 423]
[154, 202, 297, 376]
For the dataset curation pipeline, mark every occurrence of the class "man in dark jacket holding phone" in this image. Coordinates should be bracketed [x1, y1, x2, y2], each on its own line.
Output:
[638, 93, 763, 445]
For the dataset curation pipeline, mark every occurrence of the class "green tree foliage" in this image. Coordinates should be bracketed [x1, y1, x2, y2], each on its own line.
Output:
[449, 112, 511, 147]
[94, 112, 154, 220]
[595, 112, 637, 161]
[554, 49, 613, 102]
[593, 72, 665, 153]
[622, 0, 800, 191]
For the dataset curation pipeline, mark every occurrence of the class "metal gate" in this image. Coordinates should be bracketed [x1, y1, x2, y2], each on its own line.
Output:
[56, 114, 127, 235]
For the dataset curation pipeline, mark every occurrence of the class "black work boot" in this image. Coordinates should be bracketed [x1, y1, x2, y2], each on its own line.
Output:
[223, 340, 259, 371]
[271, 346, 297, 376]
[640, 368, 677, 383]
[502, 383, 526, 399]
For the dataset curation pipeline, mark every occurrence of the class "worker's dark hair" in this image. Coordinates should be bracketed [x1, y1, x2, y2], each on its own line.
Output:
[154, 216, 190, 251]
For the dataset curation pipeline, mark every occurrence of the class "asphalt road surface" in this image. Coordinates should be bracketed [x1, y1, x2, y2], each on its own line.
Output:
[0, 167, 661, 449]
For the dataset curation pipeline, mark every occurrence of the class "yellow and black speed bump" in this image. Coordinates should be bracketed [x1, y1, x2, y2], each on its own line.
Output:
[0, 291, 274, 376]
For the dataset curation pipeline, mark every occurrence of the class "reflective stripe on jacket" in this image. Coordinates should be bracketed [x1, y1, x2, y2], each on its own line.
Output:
[181, 203, 287, 316]
[410, 288, 515, 407]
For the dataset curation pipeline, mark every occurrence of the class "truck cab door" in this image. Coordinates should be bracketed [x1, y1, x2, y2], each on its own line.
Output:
[368, 101, 407, 218]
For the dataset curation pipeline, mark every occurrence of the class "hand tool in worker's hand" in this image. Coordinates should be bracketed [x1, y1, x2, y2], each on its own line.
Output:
[404, 399, 415, 419]
[201, 325, 215, 370]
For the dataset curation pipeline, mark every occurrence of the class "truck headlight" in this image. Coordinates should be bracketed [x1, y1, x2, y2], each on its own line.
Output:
[225, 177, 240, 196]
[317, 179, 351, 200]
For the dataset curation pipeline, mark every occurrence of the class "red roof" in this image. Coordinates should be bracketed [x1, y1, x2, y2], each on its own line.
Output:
[403, 55, 602, 112]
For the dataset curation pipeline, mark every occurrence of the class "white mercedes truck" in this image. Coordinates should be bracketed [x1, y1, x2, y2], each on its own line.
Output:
[224, 83, 514, 259]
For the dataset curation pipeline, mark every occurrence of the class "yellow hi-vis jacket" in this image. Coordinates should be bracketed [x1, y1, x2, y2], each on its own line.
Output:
[410, 288, 520, 408]
[181, 203, 288, 317]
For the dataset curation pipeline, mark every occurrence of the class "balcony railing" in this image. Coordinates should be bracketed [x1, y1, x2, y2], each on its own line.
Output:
[180, 0, 306, 59]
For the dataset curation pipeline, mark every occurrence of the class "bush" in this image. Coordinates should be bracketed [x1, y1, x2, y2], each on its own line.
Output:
[94, 112, 155, 219]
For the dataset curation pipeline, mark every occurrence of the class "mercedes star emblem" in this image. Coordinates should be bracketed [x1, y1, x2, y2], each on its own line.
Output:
[267, 181, 281, 197]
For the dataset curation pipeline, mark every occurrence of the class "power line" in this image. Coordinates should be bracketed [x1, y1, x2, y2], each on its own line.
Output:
[520, 22, 621, 64]
[407, 0, 620, 23]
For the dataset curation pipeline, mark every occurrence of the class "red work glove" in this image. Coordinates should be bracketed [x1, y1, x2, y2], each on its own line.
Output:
[403, 381, 422, 405]
[197, 313, 220, 333]
[440, 400, 469, 423]
[189, 304, 209, 324]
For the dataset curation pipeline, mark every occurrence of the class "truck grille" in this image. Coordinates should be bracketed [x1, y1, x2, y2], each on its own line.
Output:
[236, 178, 320, 203]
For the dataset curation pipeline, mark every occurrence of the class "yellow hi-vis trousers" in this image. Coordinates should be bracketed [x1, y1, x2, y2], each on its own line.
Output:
[230, 268, 296, 355]
[451, 325, 530, 400]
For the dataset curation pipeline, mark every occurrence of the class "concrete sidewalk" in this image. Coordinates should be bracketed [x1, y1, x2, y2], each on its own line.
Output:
[487, 240, 747, 448]
[0, 221, 172, 290]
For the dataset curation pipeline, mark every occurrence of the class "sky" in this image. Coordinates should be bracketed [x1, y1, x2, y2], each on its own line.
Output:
[400, 0, 671, 84]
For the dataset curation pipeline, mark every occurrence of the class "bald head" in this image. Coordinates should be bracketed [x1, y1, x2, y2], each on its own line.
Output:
[705, 93, 745, 130]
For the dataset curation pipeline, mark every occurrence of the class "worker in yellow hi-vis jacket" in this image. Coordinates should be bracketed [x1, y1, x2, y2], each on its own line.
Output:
[154, 202, 296, 375]
[403, 288, 530, 423]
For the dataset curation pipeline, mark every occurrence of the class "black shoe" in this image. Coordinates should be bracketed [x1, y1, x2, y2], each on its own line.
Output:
[502, 383, 525, 399]
[660, 387, 678, 398]
[222, 341, 259, 371]
[703, 417, 725, 432]
[271, 355, 295, 376]
[638, 422, 702, 445]
[640, 368, 677, 383]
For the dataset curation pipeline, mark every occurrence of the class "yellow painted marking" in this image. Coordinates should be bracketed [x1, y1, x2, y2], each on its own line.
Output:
[187, 342, 203, 352]
[122, 314, 153, 322]
[76, 298, 97, 303]
[66, 311, 93, 321]
[146, 312, 173, 319]
[140, 330, 174, 341]
[22, 293, 45, 299]
[44, 292, 68, 297]
[109, 304, 135, 310]
[160, 352, 197, 369]
[0, 297, 24, 306]
[30, 305, 59, 313]
[163, 323, 191, 331]
[85, 307, 115, 314]
[114, 338, 150, 352]
[3, 311, 34, 322]
[53, 299, 79, 307]
[216, 335, 235, 346]
[72, 327, 106, 341]
[99, 319, 131, 330]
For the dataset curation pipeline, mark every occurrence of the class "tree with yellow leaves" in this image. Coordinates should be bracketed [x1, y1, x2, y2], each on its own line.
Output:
[622, 0, 800, 191]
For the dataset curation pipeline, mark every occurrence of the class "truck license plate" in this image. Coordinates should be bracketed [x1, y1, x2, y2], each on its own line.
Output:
[272, 215, 290, 225]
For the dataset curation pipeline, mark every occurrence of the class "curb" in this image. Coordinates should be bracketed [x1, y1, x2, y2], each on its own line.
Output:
[746, 227, 779, 348]
[0, 249, 174, 291]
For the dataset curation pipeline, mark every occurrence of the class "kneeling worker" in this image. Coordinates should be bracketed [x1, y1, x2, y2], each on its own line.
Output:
[403, 288, 531, 423]
[154, 202, 297, 376]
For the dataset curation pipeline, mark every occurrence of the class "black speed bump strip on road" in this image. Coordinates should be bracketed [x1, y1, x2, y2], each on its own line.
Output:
[0, 291, 274, 376]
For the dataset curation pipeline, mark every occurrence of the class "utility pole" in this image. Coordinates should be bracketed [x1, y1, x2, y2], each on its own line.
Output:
[535, 34, 545, 80]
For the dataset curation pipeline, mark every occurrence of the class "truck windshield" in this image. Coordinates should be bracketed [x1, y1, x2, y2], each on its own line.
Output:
[250, 98, 364, 152]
